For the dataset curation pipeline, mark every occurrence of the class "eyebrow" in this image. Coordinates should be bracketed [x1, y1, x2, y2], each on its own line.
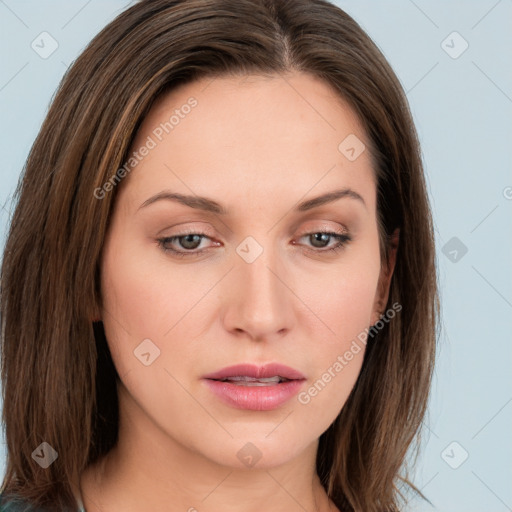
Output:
[138, 187, 366, 214]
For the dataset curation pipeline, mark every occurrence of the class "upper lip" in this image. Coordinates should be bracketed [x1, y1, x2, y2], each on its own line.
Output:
[203, 363, 306, 381]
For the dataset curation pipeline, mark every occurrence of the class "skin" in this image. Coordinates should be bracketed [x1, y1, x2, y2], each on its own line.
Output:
[80, 71, 398, 512]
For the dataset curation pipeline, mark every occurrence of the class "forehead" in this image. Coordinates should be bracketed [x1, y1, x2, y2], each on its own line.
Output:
[121, 71, 375, 212]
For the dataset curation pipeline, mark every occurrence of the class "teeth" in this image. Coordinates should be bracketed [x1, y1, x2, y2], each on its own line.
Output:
[221, 376, 287, 386]
[226, 376, 280, 382]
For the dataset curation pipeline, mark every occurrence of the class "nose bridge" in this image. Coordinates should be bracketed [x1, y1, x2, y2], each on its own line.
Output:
[242, 249, 279, 308]
[226, 235, 293, 338]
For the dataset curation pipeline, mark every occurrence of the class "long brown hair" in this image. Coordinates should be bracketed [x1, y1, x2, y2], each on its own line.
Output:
[0, 0, 439, 510]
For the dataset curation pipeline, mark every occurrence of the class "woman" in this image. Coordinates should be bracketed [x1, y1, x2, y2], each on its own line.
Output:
[0, 0, 439, 510]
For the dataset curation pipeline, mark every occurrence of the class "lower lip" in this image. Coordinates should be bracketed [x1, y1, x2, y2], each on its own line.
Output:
[203, 379, 305, 411]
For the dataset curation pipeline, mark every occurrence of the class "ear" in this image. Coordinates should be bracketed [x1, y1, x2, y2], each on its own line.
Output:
[370, 228, 399, 326]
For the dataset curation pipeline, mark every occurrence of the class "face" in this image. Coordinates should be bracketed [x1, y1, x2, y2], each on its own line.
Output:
[99, 71, 396, 470]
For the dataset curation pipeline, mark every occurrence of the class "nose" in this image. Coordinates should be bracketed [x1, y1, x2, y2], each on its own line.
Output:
[221, 242, 295, 342]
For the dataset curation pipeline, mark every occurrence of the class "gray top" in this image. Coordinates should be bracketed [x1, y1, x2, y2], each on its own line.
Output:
[77, 494, 85, 512]
[0, 491, 86, 511]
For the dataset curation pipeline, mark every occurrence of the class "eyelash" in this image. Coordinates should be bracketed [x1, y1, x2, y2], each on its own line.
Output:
[156, 229, 352, 259]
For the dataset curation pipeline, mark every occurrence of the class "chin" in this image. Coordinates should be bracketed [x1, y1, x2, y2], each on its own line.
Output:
[196, 433, 315, 471]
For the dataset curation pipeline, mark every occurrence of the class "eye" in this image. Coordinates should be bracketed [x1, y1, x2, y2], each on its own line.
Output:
[296, 230, 352, 255]
[157, 230, 215, 258]
[157, 228, 352, 259]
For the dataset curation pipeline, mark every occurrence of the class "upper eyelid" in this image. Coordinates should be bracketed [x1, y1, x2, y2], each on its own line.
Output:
[161, 220, 349, 236]
[162, 227, 348, 239]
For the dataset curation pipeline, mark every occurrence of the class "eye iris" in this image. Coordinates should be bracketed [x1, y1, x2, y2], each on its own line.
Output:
[180, 234, 202, 250]
[310, 233, 330, 248]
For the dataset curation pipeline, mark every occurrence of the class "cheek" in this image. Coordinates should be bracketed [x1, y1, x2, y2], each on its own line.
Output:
[297, 347, 364, 420]
[297, 248, 381, 348]
[99, 233, 214, 378]
[99, 234, 166, 372]
[292, 280, 373, 435]
[290, 250, 380, 428]
[101, 226, 183, 332]
[99, 237, 205, 428]
[324, 273, 375, 333]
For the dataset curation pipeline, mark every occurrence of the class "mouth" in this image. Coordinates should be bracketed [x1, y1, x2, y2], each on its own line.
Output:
[203, 363, 306, 381]
[202, 363, 306, 411]
[211, 375, 292, 386]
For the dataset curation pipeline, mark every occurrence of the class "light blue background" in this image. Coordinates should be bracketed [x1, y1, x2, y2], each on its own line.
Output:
[1, 1, 511, 511]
